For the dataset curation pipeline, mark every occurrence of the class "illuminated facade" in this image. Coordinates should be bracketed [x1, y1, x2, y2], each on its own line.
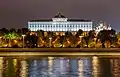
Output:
[94, 22, 112, 32]
[28, 13, 93, 32]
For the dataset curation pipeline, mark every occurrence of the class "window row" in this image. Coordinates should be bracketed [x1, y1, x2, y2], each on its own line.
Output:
[29, 28, 92, 31]
[29, 24, 92, 28]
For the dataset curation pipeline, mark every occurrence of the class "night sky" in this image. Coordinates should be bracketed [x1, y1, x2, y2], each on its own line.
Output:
[0, 0, 120, 31]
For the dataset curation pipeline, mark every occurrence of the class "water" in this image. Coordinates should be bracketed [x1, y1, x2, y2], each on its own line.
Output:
[0, 56, 119, 77]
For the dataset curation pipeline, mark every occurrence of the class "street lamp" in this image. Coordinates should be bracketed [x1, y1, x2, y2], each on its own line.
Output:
[79, 36, 83, 48]
[49, 37, 52, 48]
[22, 35, 26, 48]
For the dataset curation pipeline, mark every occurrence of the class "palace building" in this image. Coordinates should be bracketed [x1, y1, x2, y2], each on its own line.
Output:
[94, 22, 112, 32]
[28, 13, 93, 32]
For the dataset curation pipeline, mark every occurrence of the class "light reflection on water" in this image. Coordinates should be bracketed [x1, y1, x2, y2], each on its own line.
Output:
[0, 57, 3, 77]
[0, 56, 119, 77]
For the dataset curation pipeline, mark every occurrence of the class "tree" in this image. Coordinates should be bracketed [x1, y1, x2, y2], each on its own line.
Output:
[37, 30, 44, 47]
[108, 29, 118, 47]
[17, 29, 22, 36]
[117, 32, 120, 47]
[31, 34, 38, 48]
[21, 28, 30, 35]
[4, 31, 20, 47]
[76, 29, 83, 37]
[83, 36, 89, 48]
[0, 28, 9, 37]
[96, 30, 108, 48]
[25, 33, 38, 48]
[83, 30, 95, 48]
[96, 29, 117, 48]
[75, 29, 83, 47]
[9, 28, 16, 33]
[64, 31, 72, 47]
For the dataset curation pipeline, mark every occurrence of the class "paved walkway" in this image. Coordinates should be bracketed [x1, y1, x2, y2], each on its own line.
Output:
[0, 48, 120, 57]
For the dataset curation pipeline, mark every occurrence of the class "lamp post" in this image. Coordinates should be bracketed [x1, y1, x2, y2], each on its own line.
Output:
[79, 36, 83, 48]
[22, 35, 26, 48]
[49, 37, 52, 48]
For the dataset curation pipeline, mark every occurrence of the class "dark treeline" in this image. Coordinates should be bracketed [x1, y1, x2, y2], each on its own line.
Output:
[0, 28, 119, 48]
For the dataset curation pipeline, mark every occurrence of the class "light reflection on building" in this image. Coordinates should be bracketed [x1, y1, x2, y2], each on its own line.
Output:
[94, 22, 112, 34]
[28, 13, 93, 32]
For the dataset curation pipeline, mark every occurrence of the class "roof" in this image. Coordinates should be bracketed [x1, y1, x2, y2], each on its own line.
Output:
[29, 19, 52, 22]
[29, 13, 92, 22]
[29, 19, 91, 22]
[54, 13, 66, 18]
[68, 19, 91, 22]
[29, 13, 91, 22]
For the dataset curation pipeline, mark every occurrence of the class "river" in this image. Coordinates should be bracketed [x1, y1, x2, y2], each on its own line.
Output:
[0, 56, 119, 77]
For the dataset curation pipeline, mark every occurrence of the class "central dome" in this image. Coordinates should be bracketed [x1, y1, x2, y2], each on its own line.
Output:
[54, 13, 66, 18]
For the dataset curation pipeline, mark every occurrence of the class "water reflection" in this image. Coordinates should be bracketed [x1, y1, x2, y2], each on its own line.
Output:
[51, 57, 69, 77]
[48, 57, 54, 76]
[0, 57, 3, 77]
[111, 59, 120, 77]
[78, 57, 92, 77]
[20, 60, 28, 77]
[29, 58, 48, 77]
[92, 56, 100, 77]
[78, 58, 84, 77]
[0, 56, 120, 77]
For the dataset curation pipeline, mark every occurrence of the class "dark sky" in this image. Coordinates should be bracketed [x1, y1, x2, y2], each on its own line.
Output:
[0, 0, 120, 31]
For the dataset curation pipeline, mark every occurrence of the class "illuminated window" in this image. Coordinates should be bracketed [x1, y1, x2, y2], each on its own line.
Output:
[32, 25, 34, 27]
[81, 25, 83, 27]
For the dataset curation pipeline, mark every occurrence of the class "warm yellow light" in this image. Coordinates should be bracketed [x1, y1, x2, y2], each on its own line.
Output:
[22, 35, 26, 37]
[92, 56, 100, 77]
[111, 59, 119, 77]
[14, 40, 18, 43]
[20, 60, 28, 77]
[78, 58, 84, 77]
[48, 57, 54, 74]
[0, 57, 3, 77]
[13, 59, 17, 73]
